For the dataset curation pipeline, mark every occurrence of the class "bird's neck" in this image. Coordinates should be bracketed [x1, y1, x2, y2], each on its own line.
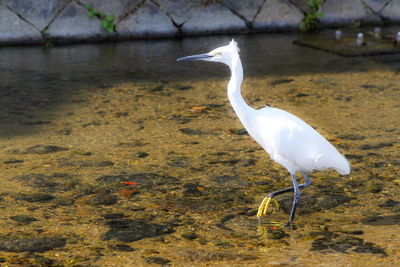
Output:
[227, 53, 253, 126]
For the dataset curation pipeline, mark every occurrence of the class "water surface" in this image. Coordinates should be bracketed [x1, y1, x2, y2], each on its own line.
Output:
[0, 31, 399, 266]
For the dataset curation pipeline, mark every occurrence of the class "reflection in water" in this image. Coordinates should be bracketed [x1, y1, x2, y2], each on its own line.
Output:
[0, 30, 399, 265]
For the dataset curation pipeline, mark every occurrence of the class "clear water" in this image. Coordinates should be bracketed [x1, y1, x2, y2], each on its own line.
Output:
[0, 31, 399, 266]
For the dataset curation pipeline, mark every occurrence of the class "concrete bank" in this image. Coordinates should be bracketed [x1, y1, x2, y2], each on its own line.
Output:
[0, 0, 400, 45]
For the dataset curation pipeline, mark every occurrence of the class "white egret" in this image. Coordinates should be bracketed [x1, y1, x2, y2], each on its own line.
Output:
[177, 39, 350, 225]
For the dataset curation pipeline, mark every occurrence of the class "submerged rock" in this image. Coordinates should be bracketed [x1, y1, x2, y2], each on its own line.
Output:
[102, 219, 175, 242]
[18, 193, 54, 203]
[179, 249, 258, 262]
[179, 128, 213, 135]
[270, 78, 294, 86]
[97, 160, 114, 167]
[182, 183, 203, 197]
[103, 213, 125, 220]
[73, 149, 92, 156]
[10, 215, 38, 224]
[181, 231, 198, 240]
[56, 128, 72, 135]
[84, 192, 118, 206]
[108, 243, 136, 251]
[3, 159, 24, 164]
[265, 228, 288, 240]
[0, 236, 66, 252]
[143, 256, 171, 265]
[13, 173, 59, 189]
[360, 142, 394, 150]
[25, 144, 69, 154]
[338, 133, 365, 140]
[378, 199, 399, 208]
[168, 157, 190, 168]
[228, 128, 248, 135]
[12, 173, 74, 192]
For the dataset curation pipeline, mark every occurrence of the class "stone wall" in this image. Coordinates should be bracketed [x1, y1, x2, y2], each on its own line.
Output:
[0, 0, 399, 45]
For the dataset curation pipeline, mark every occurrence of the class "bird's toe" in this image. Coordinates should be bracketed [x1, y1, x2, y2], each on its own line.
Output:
[257, 196, 280, 218]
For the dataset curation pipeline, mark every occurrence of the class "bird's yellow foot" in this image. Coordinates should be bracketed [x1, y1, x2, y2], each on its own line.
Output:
[257, 196, 280, 218]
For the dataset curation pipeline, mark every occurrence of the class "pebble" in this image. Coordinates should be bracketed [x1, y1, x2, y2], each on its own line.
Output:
[73, 149, 92, 156]
[179, 128, 212, 135]
[3, 159, 24, 164]
[270, 78, 294, 86]
[136, 152, 149, 158]
[182, 183, 203, 197]
[228, 128, 248, 135]
[295, 93, 309, 97]
[181, 231, 198, 240]
[114, 112, 129, 117]
[177, 85, 194, 90]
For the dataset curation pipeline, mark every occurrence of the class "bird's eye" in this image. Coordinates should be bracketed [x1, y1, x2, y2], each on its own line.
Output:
[214, 52, 222, 56]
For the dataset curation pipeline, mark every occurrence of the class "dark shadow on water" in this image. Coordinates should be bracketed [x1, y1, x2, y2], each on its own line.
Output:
[274, 183, 354, 216]
[309, 227, 387, 256]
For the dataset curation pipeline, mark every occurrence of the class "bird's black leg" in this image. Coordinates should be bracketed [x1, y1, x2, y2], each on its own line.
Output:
[300, 171, 312, 189]
[285, 172, 301, 226]
[266, 171, 312, 199]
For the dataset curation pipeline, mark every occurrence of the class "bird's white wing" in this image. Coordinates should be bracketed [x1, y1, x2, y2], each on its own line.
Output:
[246, 107, 350, 175]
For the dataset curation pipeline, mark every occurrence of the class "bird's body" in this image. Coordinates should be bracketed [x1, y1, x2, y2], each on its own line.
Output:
[178, 39, 350, 225]
[244, 106, 349, 175]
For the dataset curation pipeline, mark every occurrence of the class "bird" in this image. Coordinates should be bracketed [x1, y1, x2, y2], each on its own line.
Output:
[177, 39, 350, 226]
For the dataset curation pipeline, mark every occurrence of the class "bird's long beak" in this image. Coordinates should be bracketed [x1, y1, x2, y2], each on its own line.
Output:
[177, 53, 212, 61]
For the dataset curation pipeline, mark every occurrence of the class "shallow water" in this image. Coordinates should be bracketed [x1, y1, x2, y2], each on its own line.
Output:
[0, 30, 399, 266]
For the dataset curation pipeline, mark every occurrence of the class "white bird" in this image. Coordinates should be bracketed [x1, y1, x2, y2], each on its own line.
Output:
[177, 39, 350, 226]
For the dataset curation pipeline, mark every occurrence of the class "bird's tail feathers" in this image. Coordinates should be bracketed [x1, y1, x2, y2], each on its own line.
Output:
[315, 153, 350, 175]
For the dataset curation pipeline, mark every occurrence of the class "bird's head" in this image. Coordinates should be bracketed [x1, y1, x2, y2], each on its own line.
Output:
[177, 39, 239, 65]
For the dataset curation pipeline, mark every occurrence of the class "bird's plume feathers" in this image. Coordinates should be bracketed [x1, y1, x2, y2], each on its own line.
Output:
[229, 39, 240, 53]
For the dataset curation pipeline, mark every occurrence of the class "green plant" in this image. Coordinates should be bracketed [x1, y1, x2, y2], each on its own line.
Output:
[300, 0, 324, 32]
[85, 4, 115, 33]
